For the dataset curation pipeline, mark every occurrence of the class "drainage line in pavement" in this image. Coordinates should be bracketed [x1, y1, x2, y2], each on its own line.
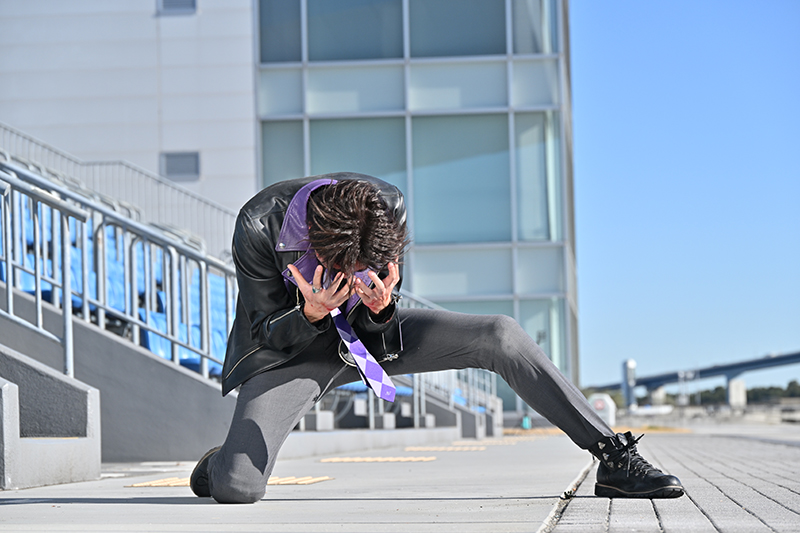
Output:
[536, 458, 597, 533]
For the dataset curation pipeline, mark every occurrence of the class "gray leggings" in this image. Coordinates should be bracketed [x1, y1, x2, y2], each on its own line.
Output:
[207, 308, 614, 503]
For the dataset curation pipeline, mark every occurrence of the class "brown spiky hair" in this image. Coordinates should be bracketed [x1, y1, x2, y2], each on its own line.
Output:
[306, 180, 408, 276]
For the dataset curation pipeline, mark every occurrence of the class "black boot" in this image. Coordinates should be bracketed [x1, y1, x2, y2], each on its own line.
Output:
[589, 432, 684, 499]
[190, 446, 221, 498]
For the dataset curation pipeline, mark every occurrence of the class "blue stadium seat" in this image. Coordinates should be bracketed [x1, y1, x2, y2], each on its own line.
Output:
[137, 309, 221, 378]
[19, 253, 54, 297]
[337, 382, 369, 393]
[0, 213, 5, 282]
[134, 243, 164, 296]
[335, 382, 412, 396]
[452, 388, 468, 406]
[69, 245, 98, 311]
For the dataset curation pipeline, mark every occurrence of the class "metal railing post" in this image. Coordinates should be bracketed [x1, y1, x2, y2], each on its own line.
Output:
[80, 210, 90, 321]
[169, 247, 181, 364]
[33, 199, 43, 328]
[61, 212, 73, 377]
[1, 181, 11, 315]
[413, 374, 420, 428]
[199, 261, 210, 379]
[368, 392, 375, 430]
[95, 218, 106, 329]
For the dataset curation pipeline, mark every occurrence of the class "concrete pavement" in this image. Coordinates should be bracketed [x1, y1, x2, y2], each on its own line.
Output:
[1, 425, 800, 532]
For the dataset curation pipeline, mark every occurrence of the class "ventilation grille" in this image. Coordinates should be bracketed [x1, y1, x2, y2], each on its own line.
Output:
[159, 0, 196, 15]
[160, 152, 200, 182]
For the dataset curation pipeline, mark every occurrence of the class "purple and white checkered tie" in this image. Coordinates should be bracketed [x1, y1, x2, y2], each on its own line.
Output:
[331, 308, 395, 403]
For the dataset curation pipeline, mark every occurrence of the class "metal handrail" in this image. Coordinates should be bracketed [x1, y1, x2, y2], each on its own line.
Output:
[1, 161, 232, 271]
[0, 159, 237, 380]
[0, 171, 88, 376]
[0, 121, 237, 258]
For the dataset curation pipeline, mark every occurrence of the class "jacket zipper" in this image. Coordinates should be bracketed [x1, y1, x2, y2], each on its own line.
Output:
[271, 304, 299, 324]
[224, 342, 264, 380]
[224, 294, 302, 381]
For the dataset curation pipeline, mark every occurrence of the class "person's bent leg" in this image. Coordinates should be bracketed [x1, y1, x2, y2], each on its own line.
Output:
[196, 332, 347, 503]
[205, 373, 320, 503]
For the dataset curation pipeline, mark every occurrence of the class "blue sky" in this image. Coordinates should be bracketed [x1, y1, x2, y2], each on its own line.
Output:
[569, 0, 800, 391]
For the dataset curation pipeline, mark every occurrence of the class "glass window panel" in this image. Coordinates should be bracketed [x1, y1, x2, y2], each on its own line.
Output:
[307, 66, 404, 114]
[409, 62, 507, 111]
[412, 114, 510, 244]
[410, 0, 506, 58]
[259, 69, 302, 115]
[412, 248, 512, 297]
[515, 113, 548, 240]
[512, 0, 559, 54]
[262, 121, 303, 187]
[568, 307, 578, 380]
[496, 377, 524, 411]
[259, 0, 301, 63]
[309, 118, 406, 192]
[308, 0, 402, 61]
[512, 59, 559, 107]
[549, 113, 563, 241]
[516, 247, 563, 293]
[519, 298, 566, 373]
[439, 300, 514, 316]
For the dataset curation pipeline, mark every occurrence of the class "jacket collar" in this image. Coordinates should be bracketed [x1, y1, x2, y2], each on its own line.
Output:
[275, 178, 337, 252]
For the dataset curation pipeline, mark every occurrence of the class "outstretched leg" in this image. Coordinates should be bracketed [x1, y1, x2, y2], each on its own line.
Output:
[334, 308, 615, 448]
[330, 308, 683, 498]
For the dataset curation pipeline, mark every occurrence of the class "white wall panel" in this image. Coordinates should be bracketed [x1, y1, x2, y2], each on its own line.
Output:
[0, 98, 158, 127]
[0, 69, 159, 100]
[160, 65, 253, 95]
[161, 120, 254, 151]
[159, 37, 253, 68]
[0, 41, 157, 71]
[161, 94, 254, 122]
[15, 123, 161, 154]
[196, 174, 256, 216]
[0, 13, 156, 44]
[200, 148, 257, 176]
[160, 8, 252, 39]
[0, 0, 148, 17]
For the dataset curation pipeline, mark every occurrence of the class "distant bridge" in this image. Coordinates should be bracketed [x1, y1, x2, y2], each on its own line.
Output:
[589, 350, 800, 407]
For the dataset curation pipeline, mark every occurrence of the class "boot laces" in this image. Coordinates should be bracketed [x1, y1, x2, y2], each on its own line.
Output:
[618, 434, 661, 478]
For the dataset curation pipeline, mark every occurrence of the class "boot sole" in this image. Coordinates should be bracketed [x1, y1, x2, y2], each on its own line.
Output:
[190, 446, 221, 498]
[595, 483, 684, 499]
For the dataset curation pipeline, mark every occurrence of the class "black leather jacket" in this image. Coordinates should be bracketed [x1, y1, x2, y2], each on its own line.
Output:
[220, 173, 406, 395]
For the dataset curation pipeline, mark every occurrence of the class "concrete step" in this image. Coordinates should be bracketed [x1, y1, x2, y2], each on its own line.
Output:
[1, 344, 100, 489]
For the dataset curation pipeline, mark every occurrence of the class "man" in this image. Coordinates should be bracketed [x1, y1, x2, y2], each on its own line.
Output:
[191, 172, 684, 503]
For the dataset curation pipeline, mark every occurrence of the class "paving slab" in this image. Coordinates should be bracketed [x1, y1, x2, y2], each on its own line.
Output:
[0, 433, 589, 533]
[4, 425, 800, 532]
[548, 429, 800, 533]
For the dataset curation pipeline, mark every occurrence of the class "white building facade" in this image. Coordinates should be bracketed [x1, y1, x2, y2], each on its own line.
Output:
[0, 0, 579, 405]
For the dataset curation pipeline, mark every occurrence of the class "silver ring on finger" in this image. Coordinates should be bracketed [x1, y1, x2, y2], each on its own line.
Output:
[311, 286, 320, 294]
